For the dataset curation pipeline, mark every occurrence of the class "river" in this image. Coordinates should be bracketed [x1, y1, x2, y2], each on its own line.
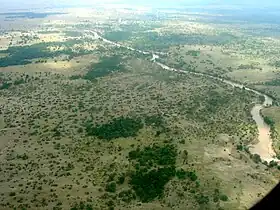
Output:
[87, 30, 279, 163]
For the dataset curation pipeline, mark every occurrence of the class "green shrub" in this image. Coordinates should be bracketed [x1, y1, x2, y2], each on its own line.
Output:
[9, 192, 16, 196]
[69, 75, 82, 80]
[176, 168, 187, 180]
[118, 190, 136, 203]
[219, 194, 229, 201]
[70, 201, 93, 210]
[117, 174, 125, 184]
[187, 171, 198, 181]
[263, 116, 275, 127]
[269, 160, 278, 168]
[252, 154, 261, 164]
[105, 182, 116, 193]
[236, 144, 243, 151]
[0, 82, 12, 90]
[195, 194, 209, 205]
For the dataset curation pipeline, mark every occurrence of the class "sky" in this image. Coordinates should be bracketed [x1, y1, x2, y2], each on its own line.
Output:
[1, 0, 280, 10]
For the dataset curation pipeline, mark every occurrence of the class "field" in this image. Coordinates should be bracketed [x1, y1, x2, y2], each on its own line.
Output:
[0, 5, 279, 210]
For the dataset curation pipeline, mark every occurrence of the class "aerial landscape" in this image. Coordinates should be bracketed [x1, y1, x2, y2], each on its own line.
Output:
[0, 0, 280, 209]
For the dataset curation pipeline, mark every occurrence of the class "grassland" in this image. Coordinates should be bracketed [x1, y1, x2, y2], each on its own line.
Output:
[0, 6, 279, 210]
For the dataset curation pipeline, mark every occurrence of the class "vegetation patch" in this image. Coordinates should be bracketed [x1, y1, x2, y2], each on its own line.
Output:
[104, 30, 134, 41]
[129, 166, 176, 202]
[186, 50, 200, 57]
[85, 116, 143, 140]
[105, 182, 117, 193]
[263, 116, 275, 127]
[0, 82, 12, 90]
[128, 144, 177, 168]
[128, 144, 178, 202]
[118, 190, 136, 203]
[265, 79, 280, 86]
[83, 56, 124, 81]
[0, 40, 89, 67]
[70, 201, 94, 210]
[176, 168, 198, 181]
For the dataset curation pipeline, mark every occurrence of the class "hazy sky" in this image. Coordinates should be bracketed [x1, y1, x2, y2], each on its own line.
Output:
[1, 0, 280, 10]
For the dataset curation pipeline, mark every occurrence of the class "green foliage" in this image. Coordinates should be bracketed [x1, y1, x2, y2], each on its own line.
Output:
[86, 116, 143, 140]
[259, 95, 265, 104]
[0, 82, 12, 90]
[118, 190, 136, 203]
[128, 144, 177, 167]
[16, 153, 28, 160]
[70, 201, 93, 210]
[176, 168, 187, 179]
[271, 61, 280, 68]
[252, 154, 262, 163]
[176, 168, 198, 181]
[9, 192, 16, 196]
[265, 79, 280, 86]
[69, 75, 82, 80]
[132, 32, 237, 51]
[13, 79, 25, 85]
[268, 160, 278, 168]
[219, 194, 229, 202]
[128, 144, 178, 202]
[188, 171, 198, 181]
[195, 193, 210, 205]
[205, 90, 230, 113]
[83, 56, 124, 81]
[236, 144, 243, 151]
[129, 166, 176, 202]
[263, 116, 275, 127]
[0, 39, 89, 67]
[117, 174, 125, 184]
[186, 50, 200, 57]
[105, 182, 117, 193]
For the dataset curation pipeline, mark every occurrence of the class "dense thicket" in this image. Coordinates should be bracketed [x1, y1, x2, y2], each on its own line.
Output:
[83, 56, 124, 81]
[85, 116, 143, 140]
[128, 144, 177, 167]
[129, 166, 176, 202]
[0, 40, 89, 67]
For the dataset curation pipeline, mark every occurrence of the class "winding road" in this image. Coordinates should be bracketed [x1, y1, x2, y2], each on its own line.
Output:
[87, 30, 279, 163]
